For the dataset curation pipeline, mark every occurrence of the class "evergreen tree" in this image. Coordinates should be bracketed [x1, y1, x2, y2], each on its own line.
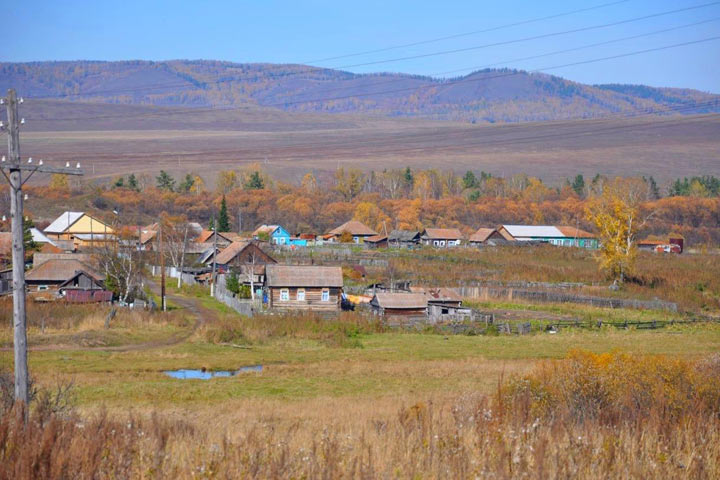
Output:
[403, 167, 414, 186]
[571, 174, 585, 197]
[178, 173, 195, 193]
[113, 176, 125, 189]
[645, 176, 660, 199]
[244, 171, 264, 190]
[127, 174, 139, 191]
[156, 170, 176, 192]
[23, 216, 37, 252]
[462, 171, 477, 189]
[218, 196, 230, 231]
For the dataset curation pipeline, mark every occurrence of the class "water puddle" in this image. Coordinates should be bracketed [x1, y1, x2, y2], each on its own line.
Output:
[164, 365, 263, 379]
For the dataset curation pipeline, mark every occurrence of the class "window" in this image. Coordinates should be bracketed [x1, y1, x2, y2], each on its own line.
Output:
[297, 289, 305, 301]
[38, 285, 48, 291]
[321, 289, 330, 302]
[280, 289, 289, 301]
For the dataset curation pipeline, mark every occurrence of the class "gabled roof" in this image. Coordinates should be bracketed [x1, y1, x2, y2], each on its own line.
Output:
[469, 228, 498, 243]
[388, 230, 420, 242]
[214, 241, 251, 265]
[329, 220, 377, 236]
[30, 228, 56, 245]
[371, 293, 427, 309]
[197, 247, 219, 265]
[44, 212, 84, 234]
[140, 230, 157, 244]
[500, 225, 563, 239]
[266, 265, 343, 288]
[410, 287, 462, 303]
[555, 226, 595, 239]
[364, 234, 387, 243]
[422, 228, 464, 240]
[195, 230, 234, 244]
[58, 270, 106, 290]
[26, 258, 103, 283]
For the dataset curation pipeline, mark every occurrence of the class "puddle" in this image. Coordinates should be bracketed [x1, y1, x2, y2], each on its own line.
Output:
[164, 365, 263, 379]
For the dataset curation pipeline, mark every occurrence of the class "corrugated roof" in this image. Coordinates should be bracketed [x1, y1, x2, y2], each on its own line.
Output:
[30, 228, 55, 245]
[329, 220, 377, 236]
[44, 212, 84, 234]
[422, 228, 463, 240]
[26, 258, 103, 283]
[555, 226, 595, 239]
[266, 265, 343, 287]
[501, 225, 563, 239]
[372, 293, 427, 309]
[469, 228, 498, 243]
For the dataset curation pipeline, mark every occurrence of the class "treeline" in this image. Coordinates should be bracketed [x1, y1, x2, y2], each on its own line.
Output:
[27, 166, 720, 245]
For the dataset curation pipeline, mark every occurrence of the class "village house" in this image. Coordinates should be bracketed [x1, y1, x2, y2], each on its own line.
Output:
[252, 225, 307, 246]
[328, 220, 378, 244]
[497, 225, 598, 249]
[194, 230, 236, 247]
[44, 211, 115, 248]
[24, 258, 110, 302]
[369, 292, 428, 317]
[420, 228, 464, 247]
[364, 234, 388, 249]
[213, 241, 277, 286]
[265, 265, 343, 311]
[468, 228, 506, 246]
[388, 230, 421, 248]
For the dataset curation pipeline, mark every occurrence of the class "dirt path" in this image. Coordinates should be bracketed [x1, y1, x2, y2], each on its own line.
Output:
[1, 280, 217, 353]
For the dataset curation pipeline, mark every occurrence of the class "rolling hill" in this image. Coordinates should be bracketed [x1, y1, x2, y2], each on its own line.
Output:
[2, 60, 719, 123]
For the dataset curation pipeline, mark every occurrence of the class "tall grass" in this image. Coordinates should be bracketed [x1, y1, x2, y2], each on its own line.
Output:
[2, 351, 718, 478]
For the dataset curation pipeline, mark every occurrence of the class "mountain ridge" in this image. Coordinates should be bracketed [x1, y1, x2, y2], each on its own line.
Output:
[1, 59, 718, 123]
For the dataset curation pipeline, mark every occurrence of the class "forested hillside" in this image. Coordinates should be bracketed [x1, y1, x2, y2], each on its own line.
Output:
[2, 60, 718, 123]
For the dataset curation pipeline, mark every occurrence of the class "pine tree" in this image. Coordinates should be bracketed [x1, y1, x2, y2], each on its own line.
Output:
[156, 170, 176, 192]
[178, 174, 195, 193]
[23, 216, 37, 252]
[113, 176, 125, 189]
[127, 174, 139, 191]
[403, 167, 414, 186]
[244, 171, 264, 190]
[218, 196, 230, 231]
[462, 171, 477, 189]
[571, 174, 585, 197]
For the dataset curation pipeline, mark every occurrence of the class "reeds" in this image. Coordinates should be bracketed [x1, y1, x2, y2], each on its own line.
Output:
[1, 351, 718, 479]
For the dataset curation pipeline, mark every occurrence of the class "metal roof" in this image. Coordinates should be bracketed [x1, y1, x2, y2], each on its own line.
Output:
[468, 228, 498, 243]
[44, 212, 84, 234]
[388, 230, 420, 242]
[26, 258, 104, 283]
[30, 228, 56, 245]
[501, 225, 563, 239]
[266, 265, 343, 288]
[422, 228, 464, 240]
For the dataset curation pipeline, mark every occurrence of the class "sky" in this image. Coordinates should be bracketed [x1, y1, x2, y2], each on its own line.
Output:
[2, 0, 719, 92]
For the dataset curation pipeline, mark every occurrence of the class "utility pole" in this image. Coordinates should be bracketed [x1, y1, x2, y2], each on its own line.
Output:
[177, 223, 189, 289]
[237, 208, 242, 235]
[0, 89, 83, 408]
[159, 223, 166, 311]
[210, 215, 217, 297]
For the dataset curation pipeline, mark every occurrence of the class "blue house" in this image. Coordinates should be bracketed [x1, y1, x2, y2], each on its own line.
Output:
[253, 225, 307, 246]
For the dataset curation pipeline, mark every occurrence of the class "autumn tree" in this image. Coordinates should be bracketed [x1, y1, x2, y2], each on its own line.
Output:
[178, 174, 195, 193]
[216, 170, 238, 194]
[585, 177, 652, 284]
[334, 167, 364, 201]
[49, 174, 69, 192]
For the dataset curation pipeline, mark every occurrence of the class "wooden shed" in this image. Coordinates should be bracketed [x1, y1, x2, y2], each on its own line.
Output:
[370, 293, 428, 317]
[265, 265, 343, 311]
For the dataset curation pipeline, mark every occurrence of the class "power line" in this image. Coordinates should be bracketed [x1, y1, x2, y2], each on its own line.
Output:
[302, 0, 633, 64]
[328, 1, 720, 70]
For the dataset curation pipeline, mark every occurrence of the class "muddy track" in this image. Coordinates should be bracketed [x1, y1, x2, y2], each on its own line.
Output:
[1, 280, 216, 353]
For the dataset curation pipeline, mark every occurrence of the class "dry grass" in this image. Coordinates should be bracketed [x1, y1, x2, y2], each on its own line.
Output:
[2, 351, 719, 479]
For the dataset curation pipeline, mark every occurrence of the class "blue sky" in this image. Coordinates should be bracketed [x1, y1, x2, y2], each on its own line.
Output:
[2, 0, 719, 92]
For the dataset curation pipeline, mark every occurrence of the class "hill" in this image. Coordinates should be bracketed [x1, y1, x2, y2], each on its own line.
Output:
[2, 60, 718, 123]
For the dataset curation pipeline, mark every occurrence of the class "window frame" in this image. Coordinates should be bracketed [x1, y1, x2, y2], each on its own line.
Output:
[321, 289, 330, 302]
[297, 288, 306, 301]
[280, 288, 289, 301]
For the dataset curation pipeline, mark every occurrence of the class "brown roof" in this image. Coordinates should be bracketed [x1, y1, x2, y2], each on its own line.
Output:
[253, 225, 279, 236]
[140, 230, 157, 244]
[422, 228, 463, 240]
[39, 243, 64, 254]
[214, 241, 251, 265]
[555, 226, 595, 239]
[329, 220, 377, 236]
[372, 293, 427, 309]
[26, 259, 103, 283]
[469, 228, 498, 243]
[266, 265, 343, 288]
[410, 287, 462, 303]
[364, 234, 387, 243]
[194, 230, 235, 243]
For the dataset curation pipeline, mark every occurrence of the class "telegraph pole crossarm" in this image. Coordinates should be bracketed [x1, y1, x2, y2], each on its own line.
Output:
[1, 88, 84, 411]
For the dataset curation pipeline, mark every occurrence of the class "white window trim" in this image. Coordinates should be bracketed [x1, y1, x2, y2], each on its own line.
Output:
[321, 289, 330, 302]
[280, 289, 289, 301]
[297, 288, 306, 301]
